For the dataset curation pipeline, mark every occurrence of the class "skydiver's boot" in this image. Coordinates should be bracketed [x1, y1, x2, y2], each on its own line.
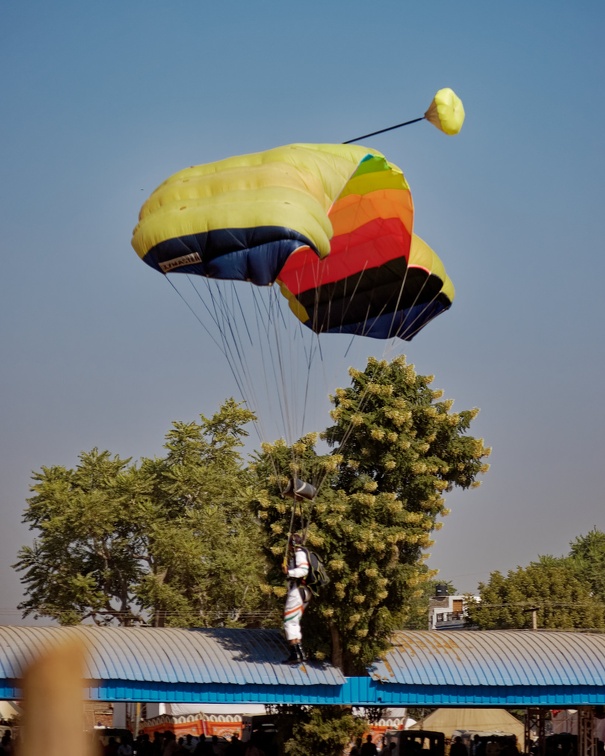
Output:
[284, 645, 300, 664]
[295, 643, 306, 662]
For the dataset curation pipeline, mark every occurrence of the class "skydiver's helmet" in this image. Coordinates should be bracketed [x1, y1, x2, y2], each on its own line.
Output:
[289, 532, 306, 548]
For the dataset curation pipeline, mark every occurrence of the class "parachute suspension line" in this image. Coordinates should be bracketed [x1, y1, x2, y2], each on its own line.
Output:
[248, 284, 319, 493]
[267, 287, 315, 490]
[313, 363, 370, 493]
[247, 283, 325, 494]
[283, 497, 298, 569]
[383, 255, 413, 353]
[271, 288, 318, 492]
[303, 223, 365, 497]
[251, 286, 295, 445]
[269, 288, 297, 444]
[279, 262, 331, 488]
[308, 247, 416, 494]
[208, 280, 294, 495]
[306, 236, 405, 496]
[248, 286, 279, 433]
[284, 268, 321, 439]
[169, 274, 294, 475]
[313, 213, 398, 488]
[166, 274, 291, 487]
[315, 328, 407, 496]
[200, 279, 257, 403]
[221, 284, 286, 448]
[167, 274, 253, 409]
[299, 327, 321, 443]
[278, 288, 312, 447]
[240, 287, 287, 492]
[282, 495, 311, 570]
[183, 275, 228, 338]
[182, 276, 275, 444]
[397, 280, 447, 341]
[165, 276, 227, 356]
[253, 288, 293, 448]
[382, 255, 447, 345]
[230, 280, 256, 347]
[191, 277, 277, 465]
[295, 319, 325, 488]
[168, 274, 279, 468]
[340, 263, 373, 340]
[222, 281, 273, 420]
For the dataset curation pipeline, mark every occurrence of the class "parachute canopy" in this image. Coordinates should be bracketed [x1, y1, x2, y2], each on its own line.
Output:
[132, 143, 454, 341]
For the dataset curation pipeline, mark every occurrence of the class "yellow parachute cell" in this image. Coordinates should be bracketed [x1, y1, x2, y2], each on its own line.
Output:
[131, 143, 406, 285]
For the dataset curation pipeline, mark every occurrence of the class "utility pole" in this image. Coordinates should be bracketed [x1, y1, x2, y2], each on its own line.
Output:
[523, 606, 540, 630]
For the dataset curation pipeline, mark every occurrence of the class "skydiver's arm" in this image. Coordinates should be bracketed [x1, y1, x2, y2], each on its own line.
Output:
[287, 548, 309, 579]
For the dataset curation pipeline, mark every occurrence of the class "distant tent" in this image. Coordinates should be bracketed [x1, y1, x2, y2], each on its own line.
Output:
[552, 710, 605, 741]
[0, 701, 20, 721]
[409, 709, 524, 742]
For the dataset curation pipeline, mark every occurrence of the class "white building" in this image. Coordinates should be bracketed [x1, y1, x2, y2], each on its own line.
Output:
[428, 592, 478, 630]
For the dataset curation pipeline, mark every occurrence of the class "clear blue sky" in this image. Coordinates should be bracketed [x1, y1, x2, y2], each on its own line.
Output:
[1, 0, 604, 623]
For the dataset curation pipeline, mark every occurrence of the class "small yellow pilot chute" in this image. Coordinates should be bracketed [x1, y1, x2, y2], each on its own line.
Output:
[424, 88, 466, 135]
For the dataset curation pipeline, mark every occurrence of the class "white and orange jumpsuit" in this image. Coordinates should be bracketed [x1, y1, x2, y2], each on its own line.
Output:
[283, 547, 311, 641]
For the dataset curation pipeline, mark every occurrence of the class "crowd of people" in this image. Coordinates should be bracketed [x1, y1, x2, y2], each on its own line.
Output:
[102, 731, 260, 756]
[349, 735, 396, 756]
[348, 734, 522, 756]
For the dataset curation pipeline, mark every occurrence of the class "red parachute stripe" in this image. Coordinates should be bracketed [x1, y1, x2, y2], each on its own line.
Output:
[278, 216, 411, 294]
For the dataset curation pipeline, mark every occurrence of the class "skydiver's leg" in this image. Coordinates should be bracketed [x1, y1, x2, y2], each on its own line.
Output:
[283, 583, 313, 663]
[284, 584, 303, 641]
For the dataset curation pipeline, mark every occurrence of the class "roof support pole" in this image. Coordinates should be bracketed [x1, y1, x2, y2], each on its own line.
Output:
[525, 708, 546, 756]
[578, 707, 597, 756]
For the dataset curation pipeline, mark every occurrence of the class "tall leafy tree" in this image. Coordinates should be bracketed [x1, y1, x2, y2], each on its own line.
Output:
[255, 356, 490, 673]
[282, 706, 367, 756]
[467, 533, 605, 630]
[15, 400, 274, 627]
[15, 448, 153, 625]
[568, 528, 605, 602]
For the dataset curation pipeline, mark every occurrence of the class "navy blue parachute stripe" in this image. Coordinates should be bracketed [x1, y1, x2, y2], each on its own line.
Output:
[142, 227, 315, 286]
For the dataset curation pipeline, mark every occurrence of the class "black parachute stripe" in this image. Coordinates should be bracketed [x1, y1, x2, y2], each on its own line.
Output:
[295, 257, 446, 334]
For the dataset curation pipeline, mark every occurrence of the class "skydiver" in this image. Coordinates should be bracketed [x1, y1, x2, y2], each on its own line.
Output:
[282, 532, 312, 664]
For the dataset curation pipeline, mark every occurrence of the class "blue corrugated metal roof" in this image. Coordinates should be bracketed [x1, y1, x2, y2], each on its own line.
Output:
[2, 627, 605, 705]
[369, 630, 605, 687]
[0, 626, 344, 687]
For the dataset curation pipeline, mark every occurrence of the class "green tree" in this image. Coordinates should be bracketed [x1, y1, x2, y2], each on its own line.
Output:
[282, 706, 367, 756]
[255, 356, 490, 673]
[568, 528, 605, 602]
[262, 705, 368, 756]
[15, 400, 274, 627]
[466, 555, 605, 630]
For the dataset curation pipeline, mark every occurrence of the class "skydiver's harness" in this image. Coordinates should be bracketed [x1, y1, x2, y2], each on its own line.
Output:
[283, 479, 329, 596]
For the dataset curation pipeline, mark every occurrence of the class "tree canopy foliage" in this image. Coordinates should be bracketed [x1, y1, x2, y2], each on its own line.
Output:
[15, 400, 274, 627]
[283, 706, 367, 756]
[255, 356, 490, 673]
[569, 528, 605, 603]
[466, 530, 605, 630]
